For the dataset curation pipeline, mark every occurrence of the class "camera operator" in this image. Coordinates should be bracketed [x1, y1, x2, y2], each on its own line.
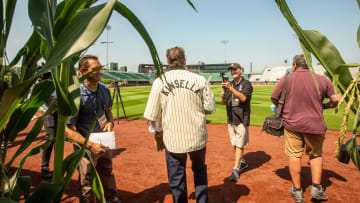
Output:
[220, 63, 253, 182]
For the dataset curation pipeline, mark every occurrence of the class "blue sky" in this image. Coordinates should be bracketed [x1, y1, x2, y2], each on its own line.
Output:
[7, 0, 360, 73]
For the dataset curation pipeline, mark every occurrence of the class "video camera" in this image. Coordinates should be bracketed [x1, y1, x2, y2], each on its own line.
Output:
[220, 72, 229, 82]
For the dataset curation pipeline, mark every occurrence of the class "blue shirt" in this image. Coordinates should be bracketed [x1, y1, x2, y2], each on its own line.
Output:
[68, 83, 112, 137]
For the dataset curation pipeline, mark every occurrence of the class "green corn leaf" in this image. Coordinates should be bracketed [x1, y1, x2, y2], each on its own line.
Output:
[0, 0, 16, 60]
[0, 79, 35, 133]
[28, 0, 56, 48]
[186, 0, 198, 12]
[344, 87, 360, 171]
[300, 42, 321, 94]
[40, 39, 50, 60]
[87, 150, 105, 203]
[33, 0, 116, 80]
[20, 31, 42, 82]
[53, 0, 93, 41]
[68, 60, 81, 110]
[7, 47, 25, 70]
[26, 182, 62, 203]
[114, 2, 163, 79]
[52, 61, 78, 117]
[4, 80, 54, 143]
[10, 176, 31, 201]
[0, 0, 17, 60]
[52, 113, 66, 185]
[4, 141, 51, 197]
[62, 149, 83, 175]
[78, 65, 103, 82]
[0, 1, 3, 52]
[5, 104, 54, 168]
[303, 30, 354, 89]
[276, 0, 355, 111]
[8, 70, 19, 86]
[4, 0, 17, 47]
[345, 134, 360, 171]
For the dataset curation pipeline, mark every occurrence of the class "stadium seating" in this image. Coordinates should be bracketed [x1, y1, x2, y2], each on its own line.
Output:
[249, 65, 326, 83]
[102, 71, 150, 82]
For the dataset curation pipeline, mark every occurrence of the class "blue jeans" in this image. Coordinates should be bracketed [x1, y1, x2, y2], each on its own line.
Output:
[165, 148, 208, 203]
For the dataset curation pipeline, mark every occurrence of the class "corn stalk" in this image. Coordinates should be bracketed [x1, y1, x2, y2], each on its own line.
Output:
[0, 0, 163, 201]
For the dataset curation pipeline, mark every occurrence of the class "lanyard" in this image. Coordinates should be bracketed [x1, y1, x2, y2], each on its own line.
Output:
[82, 85, 104, 116]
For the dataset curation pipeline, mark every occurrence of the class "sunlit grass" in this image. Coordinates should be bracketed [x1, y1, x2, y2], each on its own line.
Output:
[110, 85, 354, 131]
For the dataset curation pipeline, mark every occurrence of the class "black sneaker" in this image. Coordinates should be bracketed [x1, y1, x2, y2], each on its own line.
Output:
[238, 160, 248, 173]
[41, 169, 53, 179]
[229, 168, 240, 182]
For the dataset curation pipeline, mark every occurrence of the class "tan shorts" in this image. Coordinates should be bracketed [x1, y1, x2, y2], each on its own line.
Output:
[228, 123, 249, 148]
[284, 128, 325, 158]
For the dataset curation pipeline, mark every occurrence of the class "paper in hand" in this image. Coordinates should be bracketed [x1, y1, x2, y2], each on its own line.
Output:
[89, 131, 116, 149]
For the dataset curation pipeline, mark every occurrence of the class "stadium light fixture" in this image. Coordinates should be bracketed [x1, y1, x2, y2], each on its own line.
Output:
[221, 40, 229, 66]
[104, 25, 112, 70]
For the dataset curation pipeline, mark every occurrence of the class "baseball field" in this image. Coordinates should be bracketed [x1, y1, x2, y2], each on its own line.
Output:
[112, 85, 356, 130]
[7, 85, 360, 202]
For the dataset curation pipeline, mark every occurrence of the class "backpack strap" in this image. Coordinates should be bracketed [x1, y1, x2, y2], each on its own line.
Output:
[276, 73, 291, 118]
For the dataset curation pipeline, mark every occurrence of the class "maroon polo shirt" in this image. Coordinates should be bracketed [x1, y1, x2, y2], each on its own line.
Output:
[271, 69, 335, 134]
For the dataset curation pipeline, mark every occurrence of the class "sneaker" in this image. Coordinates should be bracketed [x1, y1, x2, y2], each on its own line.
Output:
[238, 160, 248, 173]
[310, 185, 328, 200]
[289, 186, 304, 203]
[41, 169, 53, 179]
[229, 168, 240, 182]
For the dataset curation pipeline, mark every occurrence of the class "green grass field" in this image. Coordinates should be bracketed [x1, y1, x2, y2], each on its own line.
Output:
[110, 85, 355, 131]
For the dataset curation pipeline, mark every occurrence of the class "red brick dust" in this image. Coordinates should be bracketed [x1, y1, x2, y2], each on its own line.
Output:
[7, 118, 360, 203]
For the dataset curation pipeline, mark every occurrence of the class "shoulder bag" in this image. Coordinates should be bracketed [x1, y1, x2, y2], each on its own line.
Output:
[262, 74, 290, 137]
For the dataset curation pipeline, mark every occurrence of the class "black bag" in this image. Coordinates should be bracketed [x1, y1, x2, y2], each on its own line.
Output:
[262, 74, 290, 137]
[262, 115, 284, 137]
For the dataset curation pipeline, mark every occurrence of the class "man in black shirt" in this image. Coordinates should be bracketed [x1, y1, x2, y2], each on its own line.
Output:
[221, 63, 253, 182]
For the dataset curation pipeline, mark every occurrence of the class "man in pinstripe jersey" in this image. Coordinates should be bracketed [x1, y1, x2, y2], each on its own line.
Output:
[144, 47, 216, 203]
[221, 63, 253, 182]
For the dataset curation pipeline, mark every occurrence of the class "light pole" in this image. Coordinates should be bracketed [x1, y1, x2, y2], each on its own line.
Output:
[106, 25, 111, 69]
[221, 40, 229, 67]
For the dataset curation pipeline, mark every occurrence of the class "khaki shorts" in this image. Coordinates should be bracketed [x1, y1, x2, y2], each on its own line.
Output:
[228, 123, 249, 148]
[284, 128, 325, 158]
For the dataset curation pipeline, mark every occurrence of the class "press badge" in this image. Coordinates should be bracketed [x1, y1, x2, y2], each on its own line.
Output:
[98, 114, 107, 129]
[232, 98, 239, 106]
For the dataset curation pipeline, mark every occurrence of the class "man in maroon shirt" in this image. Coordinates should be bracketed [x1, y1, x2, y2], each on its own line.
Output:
[271, 55, 340, 203]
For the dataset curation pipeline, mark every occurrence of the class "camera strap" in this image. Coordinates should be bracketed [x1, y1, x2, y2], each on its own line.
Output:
[276, 73, 291, 118]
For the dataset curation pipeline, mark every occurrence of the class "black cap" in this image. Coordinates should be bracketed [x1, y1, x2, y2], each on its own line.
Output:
[228, 63, 242, 70]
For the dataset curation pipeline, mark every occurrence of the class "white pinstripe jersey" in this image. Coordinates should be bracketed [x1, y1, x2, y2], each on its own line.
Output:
[144, 69, 216, 153]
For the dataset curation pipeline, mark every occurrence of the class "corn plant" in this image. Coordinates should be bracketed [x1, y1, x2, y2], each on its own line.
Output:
[0, 0, 164, 202]
[276, 0, 360, 171]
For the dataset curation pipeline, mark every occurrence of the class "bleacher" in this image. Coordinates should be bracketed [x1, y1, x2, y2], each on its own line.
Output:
[249, 65, 327, 83]
[103, 71, 151, 82]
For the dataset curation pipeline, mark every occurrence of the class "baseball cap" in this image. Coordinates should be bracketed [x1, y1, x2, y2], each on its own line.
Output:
[228, 63, 242, 70]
